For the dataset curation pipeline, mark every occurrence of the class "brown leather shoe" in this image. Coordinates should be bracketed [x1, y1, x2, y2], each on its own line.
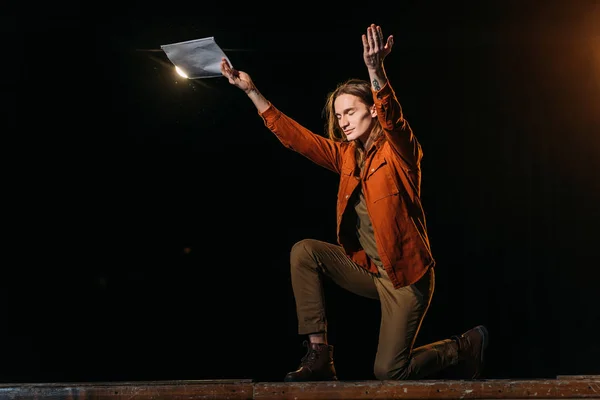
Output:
[453, 325, 489, 379]
[284, 341, 338, 382]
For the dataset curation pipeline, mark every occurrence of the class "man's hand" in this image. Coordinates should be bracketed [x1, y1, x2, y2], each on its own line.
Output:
[362, 24, 394, 72]
[220, 58, 255, 94]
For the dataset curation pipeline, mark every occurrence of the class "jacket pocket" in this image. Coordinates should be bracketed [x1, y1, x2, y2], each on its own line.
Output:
[364, 158, 399, 203]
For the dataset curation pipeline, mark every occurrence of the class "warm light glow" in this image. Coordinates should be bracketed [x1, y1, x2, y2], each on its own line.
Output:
[175, 66, 188, 78]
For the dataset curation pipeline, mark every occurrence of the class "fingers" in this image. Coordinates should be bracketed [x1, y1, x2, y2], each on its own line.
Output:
[220, 57, 240, 79]
[386, 35, 394, 50]
[220, 57, 229, 76]
[365, 24, 384, 50]
[376, 25, 384, 44]
[367, 25, 377, 49]
[362, 32, 369, 48]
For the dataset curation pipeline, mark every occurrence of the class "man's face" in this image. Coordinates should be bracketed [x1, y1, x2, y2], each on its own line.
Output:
[334, 94, 377, 144]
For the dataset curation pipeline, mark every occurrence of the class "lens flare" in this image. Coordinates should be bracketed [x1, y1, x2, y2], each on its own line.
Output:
[175, 66, 188, 78]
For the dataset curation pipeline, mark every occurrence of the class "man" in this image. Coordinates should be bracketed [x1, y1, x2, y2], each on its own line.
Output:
[220, 23, 488, 381]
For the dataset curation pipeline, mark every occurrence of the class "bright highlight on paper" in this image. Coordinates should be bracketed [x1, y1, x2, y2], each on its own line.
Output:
[175, 66, 188, 78]
[161, 36, 232, 79]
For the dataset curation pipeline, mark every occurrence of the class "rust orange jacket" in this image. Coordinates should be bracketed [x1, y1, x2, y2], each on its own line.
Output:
[259, 81, 435, 289]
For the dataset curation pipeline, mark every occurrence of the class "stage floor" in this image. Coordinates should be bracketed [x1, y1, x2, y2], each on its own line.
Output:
[1, 375, 599, 400]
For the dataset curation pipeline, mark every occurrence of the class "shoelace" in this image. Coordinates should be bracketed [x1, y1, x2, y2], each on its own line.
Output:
[300, 341, 320, 367]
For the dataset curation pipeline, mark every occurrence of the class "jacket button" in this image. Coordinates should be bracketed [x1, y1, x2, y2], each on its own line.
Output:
[345, 194, 349, 199]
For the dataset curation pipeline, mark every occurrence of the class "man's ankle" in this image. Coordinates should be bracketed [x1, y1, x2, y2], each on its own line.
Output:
[308, 333, 327, 345]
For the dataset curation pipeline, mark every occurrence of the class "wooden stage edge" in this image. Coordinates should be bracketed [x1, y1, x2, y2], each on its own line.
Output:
[0, 375, 599, 400]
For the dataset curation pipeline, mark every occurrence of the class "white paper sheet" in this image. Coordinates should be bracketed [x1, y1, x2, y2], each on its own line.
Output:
[160, 36, 232, 79]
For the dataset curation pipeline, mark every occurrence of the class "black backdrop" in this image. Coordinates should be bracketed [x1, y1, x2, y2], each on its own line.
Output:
[4, 1, 599, 383]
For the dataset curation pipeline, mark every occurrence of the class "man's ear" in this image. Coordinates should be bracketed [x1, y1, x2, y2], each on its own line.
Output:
[370, 105, 377, 118]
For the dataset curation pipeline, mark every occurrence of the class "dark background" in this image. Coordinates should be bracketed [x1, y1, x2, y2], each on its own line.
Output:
[4, 1, 600, 383]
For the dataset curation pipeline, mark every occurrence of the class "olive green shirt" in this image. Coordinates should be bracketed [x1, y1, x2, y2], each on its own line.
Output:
[353, 183, 383, 269]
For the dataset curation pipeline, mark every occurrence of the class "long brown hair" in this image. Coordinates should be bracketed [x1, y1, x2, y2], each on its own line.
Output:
[322, 79, 384, 167]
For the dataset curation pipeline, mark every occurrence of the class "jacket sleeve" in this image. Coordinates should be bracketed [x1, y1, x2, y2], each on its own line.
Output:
[260, 104, 345, 174]
[373, 82, 423, 169]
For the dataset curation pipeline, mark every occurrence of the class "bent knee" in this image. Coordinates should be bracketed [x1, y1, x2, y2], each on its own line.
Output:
[374, 360, 410, 381]
[290, 239, 320, 266]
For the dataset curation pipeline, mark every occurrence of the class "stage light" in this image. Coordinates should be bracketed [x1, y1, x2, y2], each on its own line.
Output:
[175, 66, 189, 78]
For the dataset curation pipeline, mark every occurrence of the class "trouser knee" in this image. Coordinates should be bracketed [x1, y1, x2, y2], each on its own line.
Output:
[374, 359, 410, 381]
[290, 239, 320, 270]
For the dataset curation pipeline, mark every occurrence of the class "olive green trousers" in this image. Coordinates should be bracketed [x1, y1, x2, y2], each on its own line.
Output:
[289, 238, 459, 380]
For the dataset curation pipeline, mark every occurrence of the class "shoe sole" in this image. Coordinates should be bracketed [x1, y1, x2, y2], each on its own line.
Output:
[472, 325, 489, 379]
